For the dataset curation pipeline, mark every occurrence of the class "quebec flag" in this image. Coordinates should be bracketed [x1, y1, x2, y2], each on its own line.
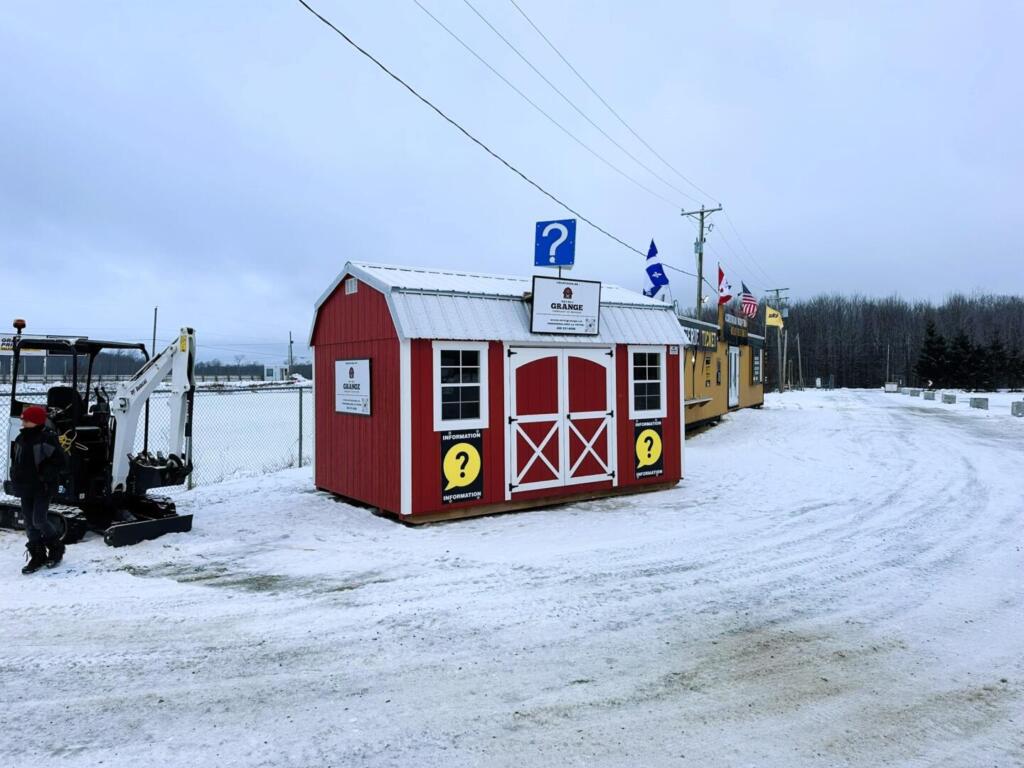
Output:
[643, 240, 669, 298]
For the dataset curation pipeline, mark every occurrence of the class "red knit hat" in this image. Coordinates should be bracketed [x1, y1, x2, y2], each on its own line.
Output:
[21, 405, 47, 426]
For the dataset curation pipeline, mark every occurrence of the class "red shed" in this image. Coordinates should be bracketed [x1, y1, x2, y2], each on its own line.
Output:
[309, 262, 689, 522]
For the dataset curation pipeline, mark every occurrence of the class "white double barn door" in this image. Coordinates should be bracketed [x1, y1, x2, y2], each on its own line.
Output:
[507, 347, 616, 494]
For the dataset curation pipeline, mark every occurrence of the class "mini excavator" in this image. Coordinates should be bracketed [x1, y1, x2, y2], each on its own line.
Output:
[2, 319, 196, 547]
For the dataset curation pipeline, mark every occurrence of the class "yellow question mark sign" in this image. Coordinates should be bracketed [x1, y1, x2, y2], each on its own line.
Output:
[635, 428, 662, 468]
[442, 442, 482, 491]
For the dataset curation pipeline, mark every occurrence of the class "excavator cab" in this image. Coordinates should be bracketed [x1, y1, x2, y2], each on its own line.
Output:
[3, 321, 196, 546]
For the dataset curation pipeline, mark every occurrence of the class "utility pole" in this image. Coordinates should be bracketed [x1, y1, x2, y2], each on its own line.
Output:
[151, 306, 158, 355]
[681, 204, 722, 320]
[765, 288, 789, 393]
[782, 329, 789, 392]
[797, 334, 804, 389]
[288, 331, 294, 377]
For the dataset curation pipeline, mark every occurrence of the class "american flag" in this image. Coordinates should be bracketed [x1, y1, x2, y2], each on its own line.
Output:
[740, 282, 758, 318]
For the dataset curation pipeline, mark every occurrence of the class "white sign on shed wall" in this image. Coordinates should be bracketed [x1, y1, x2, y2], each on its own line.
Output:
[335, 359, 371, 415]
[530, 276, 601, 335]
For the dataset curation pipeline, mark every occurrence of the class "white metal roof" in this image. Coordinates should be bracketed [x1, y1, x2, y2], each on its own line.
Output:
[312, 261, 688, 346]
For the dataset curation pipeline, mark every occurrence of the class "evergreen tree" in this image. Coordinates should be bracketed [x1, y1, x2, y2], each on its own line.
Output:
[914, 320, 947, 388]
[966, 338, 989, 391]
[986, 333, 1007, 390]
[946, 331, 974, 390]
[1006, 345, 1022, 391]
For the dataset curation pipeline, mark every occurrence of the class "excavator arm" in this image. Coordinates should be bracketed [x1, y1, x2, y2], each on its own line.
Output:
[110, 328, 196, 494]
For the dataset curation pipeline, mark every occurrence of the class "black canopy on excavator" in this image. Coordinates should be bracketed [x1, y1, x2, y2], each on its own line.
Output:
[11, 336, 147, 356]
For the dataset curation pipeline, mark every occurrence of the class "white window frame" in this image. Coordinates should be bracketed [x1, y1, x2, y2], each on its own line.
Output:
[628, 344, 667, 420]
[432, 341, 489, 432]
[344, 277, 358, 295]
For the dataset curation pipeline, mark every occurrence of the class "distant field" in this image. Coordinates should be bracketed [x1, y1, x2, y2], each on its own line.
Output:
[1, 387, 314, 492]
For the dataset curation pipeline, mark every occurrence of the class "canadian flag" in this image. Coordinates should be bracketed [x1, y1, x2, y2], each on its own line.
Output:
[718, 265, 733, 305]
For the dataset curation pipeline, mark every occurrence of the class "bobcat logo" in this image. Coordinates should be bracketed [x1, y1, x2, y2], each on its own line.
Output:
[563, 287, 573, 300]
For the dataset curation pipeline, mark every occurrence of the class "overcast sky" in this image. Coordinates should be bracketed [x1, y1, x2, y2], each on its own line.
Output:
[2, 1, 1021, 362]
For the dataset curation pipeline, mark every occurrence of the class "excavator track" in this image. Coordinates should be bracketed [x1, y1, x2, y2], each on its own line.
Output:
[0, 499, 89, 544]
[0, 496, 191, 547]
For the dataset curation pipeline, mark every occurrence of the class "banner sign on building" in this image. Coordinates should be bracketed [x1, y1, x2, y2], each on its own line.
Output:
[681, 326, 719, 350]
[530, 276, 601, 335]
[334, 359, 371, 415]
[441, 430, 483, 504]
[634, 419, 664, 479]
[723, 312, 749, 345]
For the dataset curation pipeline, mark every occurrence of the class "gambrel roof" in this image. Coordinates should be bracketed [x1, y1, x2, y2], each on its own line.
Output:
[312, 261, 689, 346]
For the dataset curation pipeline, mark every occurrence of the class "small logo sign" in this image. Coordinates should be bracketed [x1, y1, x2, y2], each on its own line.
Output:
[348, 367, 354, 379]
[563, 287, 573, 300]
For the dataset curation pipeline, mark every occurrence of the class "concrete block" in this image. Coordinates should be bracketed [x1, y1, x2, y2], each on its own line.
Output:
[969, 397, 988, 410]
[1012, 401, 1024, 417]
[909, 389, 921, 397]
[923, 391, 936, 400]
[941, 394, 957, 404]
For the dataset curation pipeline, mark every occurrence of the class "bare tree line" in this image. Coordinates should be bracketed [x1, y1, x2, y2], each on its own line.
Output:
[769, 294, 1024, 390]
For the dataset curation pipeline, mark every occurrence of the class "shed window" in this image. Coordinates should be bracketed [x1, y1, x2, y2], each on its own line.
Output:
[344, 277, 358, 295]
[433, 342, 489, 431]
[440, 350, 480, 421]
[628, 346, 667, 419]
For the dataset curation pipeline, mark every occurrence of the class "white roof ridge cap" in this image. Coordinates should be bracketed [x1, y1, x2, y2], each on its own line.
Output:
[349, 260, 530, 283]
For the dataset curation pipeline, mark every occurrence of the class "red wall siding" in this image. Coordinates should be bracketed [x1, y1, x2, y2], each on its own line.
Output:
[312, 278, 401, 513]
[409, 341, 681, 517]
[410, 340, 506, 515]
[616, 344, 682, 486]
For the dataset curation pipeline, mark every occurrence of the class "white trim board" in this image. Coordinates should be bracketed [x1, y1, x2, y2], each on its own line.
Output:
[627, 344, 668, 420]
[431, 340, 490, 432]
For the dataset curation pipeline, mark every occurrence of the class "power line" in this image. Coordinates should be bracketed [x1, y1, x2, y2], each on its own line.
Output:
[507, 0, 777, 286]
[296, 0, 651, 258]
[411, 0, 679, 211]
[460, 0, 702, 206]
[723, 210, 773, 284]
[709, 223, 766, 290]
[507, 0, 716, 204]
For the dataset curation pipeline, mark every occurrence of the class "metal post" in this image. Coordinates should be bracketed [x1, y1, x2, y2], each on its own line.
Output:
[797, 334, 804, 389]
[782, 329, 789, 392]
[298, 387, 304, 467]
[145, 306, 157, 454]
[186, 434, 194, 490]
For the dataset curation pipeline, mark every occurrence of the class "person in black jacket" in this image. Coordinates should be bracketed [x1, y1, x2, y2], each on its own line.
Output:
[10, 405, 67, 573]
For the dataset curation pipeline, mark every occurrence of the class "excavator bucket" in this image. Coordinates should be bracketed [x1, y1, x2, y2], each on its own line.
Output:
[103, 513, 193, 547]
[99, 494, 192, 547]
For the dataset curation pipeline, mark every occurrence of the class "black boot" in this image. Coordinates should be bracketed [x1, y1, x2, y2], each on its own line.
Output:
[21, 542, 48, 575]
[46, 539, 65, 568]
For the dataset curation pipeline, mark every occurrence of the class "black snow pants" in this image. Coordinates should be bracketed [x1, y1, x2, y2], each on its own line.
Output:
[20, 486, 58, 545]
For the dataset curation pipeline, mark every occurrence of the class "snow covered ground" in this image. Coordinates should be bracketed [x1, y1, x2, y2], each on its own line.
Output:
[2, 389, 1021, 767]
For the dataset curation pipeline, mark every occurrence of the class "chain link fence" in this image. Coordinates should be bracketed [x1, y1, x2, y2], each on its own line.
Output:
[1, 386, 314, 500]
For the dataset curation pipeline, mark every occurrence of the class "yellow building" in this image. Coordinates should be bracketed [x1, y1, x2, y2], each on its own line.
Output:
[680, 312, 764, 430]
